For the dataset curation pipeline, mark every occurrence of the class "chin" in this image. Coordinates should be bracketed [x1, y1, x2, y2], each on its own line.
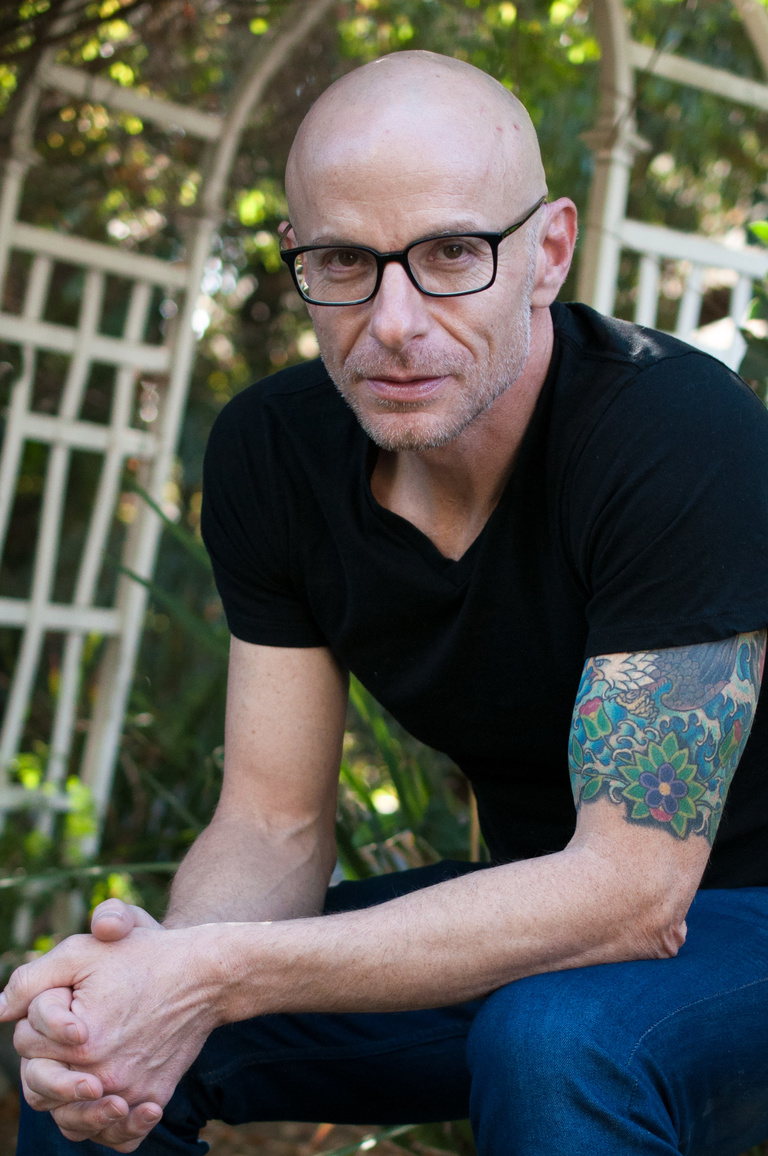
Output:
[367, 419, 462, 452]
[354, 405, 481, 452]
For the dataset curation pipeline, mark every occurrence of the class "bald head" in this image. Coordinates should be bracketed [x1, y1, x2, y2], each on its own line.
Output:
[285, 51, 546, 243]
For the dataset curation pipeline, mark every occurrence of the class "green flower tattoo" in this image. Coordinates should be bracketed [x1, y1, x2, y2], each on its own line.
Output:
[570, 631, 765, 843]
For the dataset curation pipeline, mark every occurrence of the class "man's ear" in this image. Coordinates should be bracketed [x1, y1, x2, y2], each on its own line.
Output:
[530, 198, 578, 308]
[278, 220, 297, 248]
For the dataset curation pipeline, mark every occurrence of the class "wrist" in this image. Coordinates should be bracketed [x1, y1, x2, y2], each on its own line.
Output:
[191, 920, 285, 1027]
[197, 916, 328, 1026]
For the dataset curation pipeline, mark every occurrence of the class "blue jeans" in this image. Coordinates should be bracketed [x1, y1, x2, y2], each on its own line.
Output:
[16, 863, 768, 1156]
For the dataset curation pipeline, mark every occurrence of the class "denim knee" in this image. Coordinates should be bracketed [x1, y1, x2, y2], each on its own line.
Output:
[464, 969, 680, 1156]
[469, 971, 624, 1085]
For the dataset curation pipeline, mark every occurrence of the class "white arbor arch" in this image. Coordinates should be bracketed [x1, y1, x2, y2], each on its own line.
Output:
[0, 0, 334, 879]
[0, 0, 766, 897]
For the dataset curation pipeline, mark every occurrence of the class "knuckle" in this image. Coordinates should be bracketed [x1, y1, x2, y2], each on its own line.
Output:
[58, 1128, 90, 1142]
[94, 898, 127, 918]
[21, 1087, 47, 1111]
[4, 966, 28, 1005]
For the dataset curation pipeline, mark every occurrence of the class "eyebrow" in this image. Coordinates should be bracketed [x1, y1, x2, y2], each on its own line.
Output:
[306, 220, 487, 248]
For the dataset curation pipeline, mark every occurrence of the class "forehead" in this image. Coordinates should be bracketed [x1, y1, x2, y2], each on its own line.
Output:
[289, 112, 522, 248]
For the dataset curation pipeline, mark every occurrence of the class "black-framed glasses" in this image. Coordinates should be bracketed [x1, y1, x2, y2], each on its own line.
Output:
[279, 195, 546, 306]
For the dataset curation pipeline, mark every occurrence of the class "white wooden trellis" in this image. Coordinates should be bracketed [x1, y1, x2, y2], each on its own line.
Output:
[0, 0, 337, 890]
[2, 0, 764, 906]
[579, 0, 768, 370]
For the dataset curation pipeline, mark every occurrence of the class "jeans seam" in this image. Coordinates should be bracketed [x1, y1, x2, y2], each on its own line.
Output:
[624, 974, 768, 1115]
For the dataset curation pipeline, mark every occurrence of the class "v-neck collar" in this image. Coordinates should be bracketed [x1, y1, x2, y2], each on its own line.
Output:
[360, 344, 559, 586]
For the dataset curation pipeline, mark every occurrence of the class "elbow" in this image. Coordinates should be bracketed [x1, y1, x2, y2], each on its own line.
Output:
[646, 913, 688, 959]
[626, 893, 690, 961]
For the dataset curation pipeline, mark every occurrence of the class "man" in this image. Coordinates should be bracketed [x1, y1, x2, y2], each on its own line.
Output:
[4, 50, 768, 1156]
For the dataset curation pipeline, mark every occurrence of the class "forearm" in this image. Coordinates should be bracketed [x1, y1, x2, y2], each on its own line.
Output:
[204, 811, 701, 1023]
[164, 811, 336, 928]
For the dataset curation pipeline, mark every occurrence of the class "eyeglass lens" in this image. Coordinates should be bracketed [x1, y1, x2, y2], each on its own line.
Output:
[295, 235, 496, 303]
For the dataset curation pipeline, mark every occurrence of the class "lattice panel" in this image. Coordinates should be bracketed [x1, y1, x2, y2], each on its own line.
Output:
[0, 224, 190, 832]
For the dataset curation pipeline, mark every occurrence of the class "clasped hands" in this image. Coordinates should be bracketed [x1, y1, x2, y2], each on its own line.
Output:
[0, 900, 218, 1152]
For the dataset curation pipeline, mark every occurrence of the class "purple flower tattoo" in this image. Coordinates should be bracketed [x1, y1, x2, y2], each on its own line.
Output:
[640, 762, 689, 819]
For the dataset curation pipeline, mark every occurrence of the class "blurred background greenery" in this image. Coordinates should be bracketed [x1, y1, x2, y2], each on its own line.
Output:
[0, 0, 767, 1149]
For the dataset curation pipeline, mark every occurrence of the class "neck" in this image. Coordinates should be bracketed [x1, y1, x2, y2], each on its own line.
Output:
[370, 307, 554, 560]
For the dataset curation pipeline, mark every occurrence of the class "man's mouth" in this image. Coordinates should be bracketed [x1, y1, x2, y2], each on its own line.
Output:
[362, 375, 450, 403]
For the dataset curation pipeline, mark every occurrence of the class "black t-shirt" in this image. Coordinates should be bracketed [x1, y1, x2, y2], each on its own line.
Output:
[202, 302, 768, 888]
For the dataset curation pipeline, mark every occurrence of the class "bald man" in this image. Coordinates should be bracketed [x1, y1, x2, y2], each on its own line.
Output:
[7, 52, 768, 1156]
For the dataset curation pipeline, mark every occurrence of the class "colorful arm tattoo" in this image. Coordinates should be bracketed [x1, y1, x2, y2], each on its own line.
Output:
[569, 630, 766, 843]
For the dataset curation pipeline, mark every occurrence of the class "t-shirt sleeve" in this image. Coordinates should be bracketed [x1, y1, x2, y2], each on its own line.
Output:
[200, 388, 326, 648]
[566, 352, 768, 657]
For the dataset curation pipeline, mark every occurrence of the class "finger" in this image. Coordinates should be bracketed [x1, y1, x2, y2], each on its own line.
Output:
[53, 1098, 162, 1152]
[52, 1094, 130, 1139]
[27, 987, 87, 1046]
[0, 936, 87, 1022]
[14, 1017, 80, 1064]
[91, 900, 161, 941]
[92, 1102, 163, 1153]
[22, 1056, 102, 1112]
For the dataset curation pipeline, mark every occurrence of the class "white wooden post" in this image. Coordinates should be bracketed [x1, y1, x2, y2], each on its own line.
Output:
[579, 0, 768, 366]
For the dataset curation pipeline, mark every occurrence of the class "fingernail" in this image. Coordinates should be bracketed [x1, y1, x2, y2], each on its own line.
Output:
[105, 1105, 125, 1121]
[76, 1080, 94, 1100]
[65, 1023, 81, 1044]
[0, 993, 7, 1015]
[144, 1109, 161, 1124]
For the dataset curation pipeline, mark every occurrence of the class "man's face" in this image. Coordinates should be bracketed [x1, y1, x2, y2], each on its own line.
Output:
[288, 129, 543, 453]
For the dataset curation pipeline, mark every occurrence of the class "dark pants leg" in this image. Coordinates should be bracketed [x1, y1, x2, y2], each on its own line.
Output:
[16, 878, 768, 1156]
[467, 887, 768, 1156]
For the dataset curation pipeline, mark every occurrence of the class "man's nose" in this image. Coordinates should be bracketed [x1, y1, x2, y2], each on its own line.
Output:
[367, 261, 431, 352]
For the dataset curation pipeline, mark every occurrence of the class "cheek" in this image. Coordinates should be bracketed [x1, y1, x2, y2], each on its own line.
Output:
[308, 308, 363, 366]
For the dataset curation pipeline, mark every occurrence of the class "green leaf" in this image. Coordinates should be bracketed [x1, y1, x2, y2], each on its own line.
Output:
[139, 768, 204, 833]
[631, 801, 651, 819]
[320, 1125, 418, 1156]
[110, 562, 229, 660]
[622, 782, 647, 802]
[670, 812, 687, 838]
[0, 862, 179, 892]
[661, 733, 679, 760]
[129, 483, 212, 570]
[582, 777, 603, 800]
[748, 220, 768, 244]
[687, 780, 706, 802]
[334, 819, 375, 880]
[348, 677, 429, 828]
[677, 795, 697, 819]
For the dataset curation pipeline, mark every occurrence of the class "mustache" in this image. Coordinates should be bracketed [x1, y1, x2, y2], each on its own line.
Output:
[339, 350, 470, 382]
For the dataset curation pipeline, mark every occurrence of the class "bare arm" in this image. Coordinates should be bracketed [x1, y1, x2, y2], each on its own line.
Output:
[164, 637, 348, 927]
[5, 631, 764, 1150]
[208, 629, 765, 1017]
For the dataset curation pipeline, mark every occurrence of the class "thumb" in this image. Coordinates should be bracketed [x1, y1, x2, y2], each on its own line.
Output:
[91, 899, 161, 941]
[0, 943, 81, 1022]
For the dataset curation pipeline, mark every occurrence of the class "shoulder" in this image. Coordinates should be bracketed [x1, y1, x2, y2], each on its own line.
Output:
[209, 358, 334, 440]
[205, 358, 363, 467]
[548, 302, 768, 465]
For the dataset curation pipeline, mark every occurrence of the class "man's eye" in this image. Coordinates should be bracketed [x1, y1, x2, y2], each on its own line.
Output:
[440, 242, 470, 261]
[327, 249, 361, 269]
[425, 238, 481, 263]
